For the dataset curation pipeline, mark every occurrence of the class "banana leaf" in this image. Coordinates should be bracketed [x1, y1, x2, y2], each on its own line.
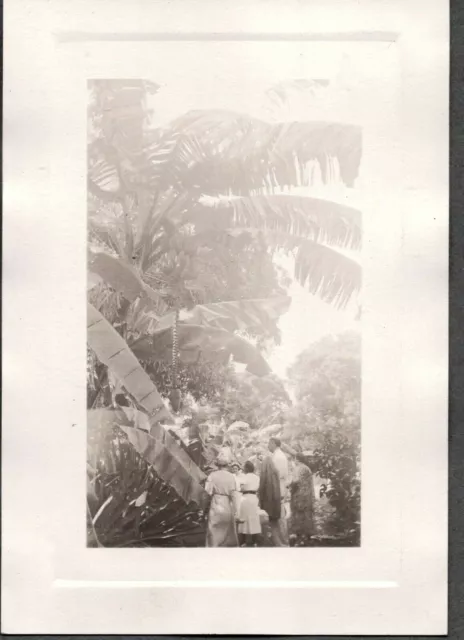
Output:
[183, 296, 290, 332]
[145, 110, 362, 194]
[87, 500, 103, 547]
[87, 303, 171, 422]
[226, 227, 361, 309]
[131, 323, 271, 376]
[119, 425, 206, 505]
[88, 251, 162, 307]
[154, 296, 291, 333]
[88, 408, 206, 506]
[294, 240, 361, 309]
[192, 195, 361, 250]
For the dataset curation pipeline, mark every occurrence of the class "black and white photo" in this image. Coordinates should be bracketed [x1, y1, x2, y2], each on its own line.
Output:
[87, 69, 364, 548]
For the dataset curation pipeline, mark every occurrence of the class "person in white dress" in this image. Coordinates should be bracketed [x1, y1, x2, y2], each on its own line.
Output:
[204, 451, 240, 547]
[238, 460, 262, 546]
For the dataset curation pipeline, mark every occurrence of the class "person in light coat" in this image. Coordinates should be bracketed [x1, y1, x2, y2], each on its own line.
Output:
[266, 437, 290, 546]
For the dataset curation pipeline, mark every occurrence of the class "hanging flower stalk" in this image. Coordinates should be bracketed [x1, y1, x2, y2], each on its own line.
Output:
[169, 307, 182, 412]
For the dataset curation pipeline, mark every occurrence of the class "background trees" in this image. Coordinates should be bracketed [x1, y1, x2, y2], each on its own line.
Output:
[286, 331, 361, 542]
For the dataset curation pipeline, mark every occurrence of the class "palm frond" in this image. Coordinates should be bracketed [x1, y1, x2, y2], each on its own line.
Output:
[87, 303, 171, 422]
[131, 323, 272, 377]
[207, 221, 361, 309]
[184, 296, 291, 332]
[145, 110, 362, 194]
[120, 424, 206, 505]
[88, 408, 206, 507]
[88, 251, 163, 309]
[211, 227, 360, 309]
[294, 240, 361, 308]
[191, 194, 361, 250]
[88, 159, 121, 195]
[154, 296, 290, 333]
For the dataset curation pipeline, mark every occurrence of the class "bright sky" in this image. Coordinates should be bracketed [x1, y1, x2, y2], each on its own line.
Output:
[143, 41, 397, 376]
[268, 253, 358, 378]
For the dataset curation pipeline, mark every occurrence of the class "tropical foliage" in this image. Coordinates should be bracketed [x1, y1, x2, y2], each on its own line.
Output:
[87, 410, 205, 547]
[286, 332, 361, 542]
[86, 79, 363, 546]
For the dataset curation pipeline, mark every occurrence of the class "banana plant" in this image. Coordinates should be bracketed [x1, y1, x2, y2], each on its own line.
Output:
[87, 408, 206, 546]
[88, 81, 362, 315]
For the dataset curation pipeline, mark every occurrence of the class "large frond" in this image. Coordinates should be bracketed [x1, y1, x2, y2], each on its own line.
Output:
[215, 227, 360, 309]
[294, 240, 361, 308]
[131, 324, 272, 377]
[189, 196, 361, 308]
[191, 194, 361, 250]
[145, 110, 362, 194]
[183, 296, 291, 332]
[88, 159, 121, 196]
[88, 408, 206, 506]
[88, 251, 164, 312]
[120, 424, 206, 505]
[87, 303, 171, 422]
[154, 296, 291, 333]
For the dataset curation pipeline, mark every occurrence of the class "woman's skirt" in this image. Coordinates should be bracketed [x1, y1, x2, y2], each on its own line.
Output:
[206, 495, 238, 547]
[238, 494, 261, 535]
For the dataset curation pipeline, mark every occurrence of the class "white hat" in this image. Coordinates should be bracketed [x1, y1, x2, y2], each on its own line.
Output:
[216, 449, 232, 466]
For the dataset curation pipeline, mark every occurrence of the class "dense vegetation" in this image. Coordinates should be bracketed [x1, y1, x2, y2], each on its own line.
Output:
[286, 332, 361, 543]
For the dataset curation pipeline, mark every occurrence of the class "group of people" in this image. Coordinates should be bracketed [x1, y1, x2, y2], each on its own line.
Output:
[203, 437, 316, 547]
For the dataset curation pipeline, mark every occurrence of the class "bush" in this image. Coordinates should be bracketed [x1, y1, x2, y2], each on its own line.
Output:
[312, 430, 360, 541]
[287, 332, 361, 543]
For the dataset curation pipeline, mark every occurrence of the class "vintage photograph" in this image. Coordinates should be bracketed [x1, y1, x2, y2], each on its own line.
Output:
[3, 0, 448, 630]
[86, 57, 363, 548]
